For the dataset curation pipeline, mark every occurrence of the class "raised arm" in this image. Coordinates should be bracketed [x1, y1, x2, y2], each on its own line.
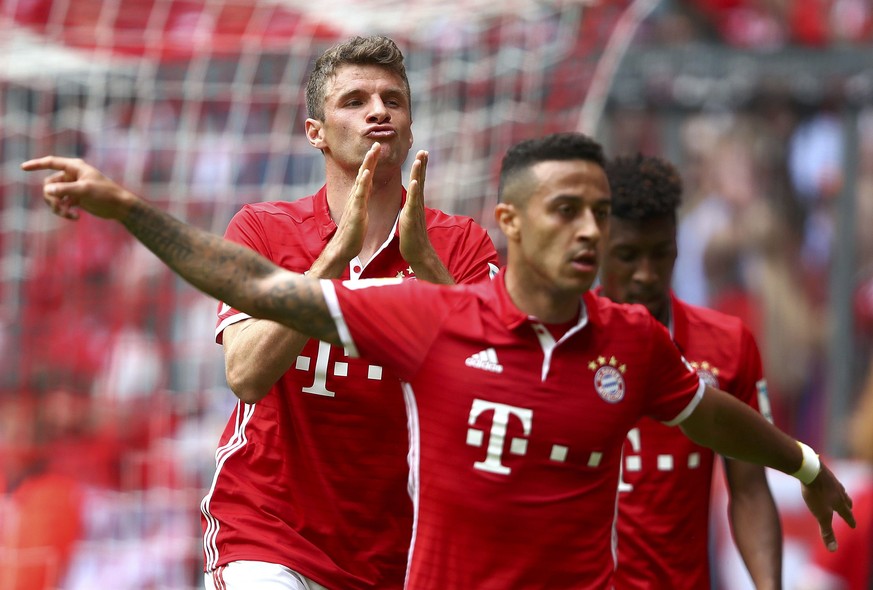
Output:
[221, 143, 383, 402]
[21, 156, 341, 347]
[680, 386, 855, 552]
[398, 150, 454, 284]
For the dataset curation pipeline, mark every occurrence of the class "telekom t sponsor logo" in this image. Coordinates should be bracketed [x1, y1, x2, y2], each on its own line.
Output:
[466, 399, 532, 475]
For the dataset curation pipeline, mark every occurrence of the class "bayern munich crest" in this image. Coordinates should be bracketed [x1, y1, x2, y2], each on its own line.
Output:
[689, 361, 720, 388]
[588, 356, 627, 403]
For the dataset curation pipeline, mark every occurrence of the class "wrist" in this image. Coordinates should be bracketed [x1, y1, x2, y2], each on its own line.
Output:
[405, 247, 441, 271]
[792, 441, 821, 485]
[308, 247, 350, 280]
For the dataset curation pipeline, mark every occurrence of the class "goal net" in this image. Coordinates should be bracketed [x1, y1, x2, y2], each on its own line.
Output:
[0, 0, 627, 587]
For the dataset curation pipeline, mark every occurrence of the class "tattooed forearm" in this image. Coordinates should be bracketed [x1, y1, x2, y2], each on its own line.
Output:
[120, 200, 340, 346]
[122, 201, 198, 266]
[263, 278, 340, 345]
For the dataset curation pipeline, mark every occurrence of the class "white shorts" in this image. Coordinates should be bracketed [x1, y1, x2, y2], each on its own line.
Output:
[205, 561, 330, 590]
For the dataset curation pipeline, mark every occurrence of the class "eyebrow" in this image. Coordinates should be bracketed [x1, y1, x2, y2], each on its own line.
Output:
[332, 86, 407, 102]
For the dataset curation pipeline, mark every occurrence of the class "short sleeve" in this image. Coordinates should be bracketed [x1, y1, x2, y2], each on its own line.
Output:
[643, 320, 706, 425]
[424, 211, 499, 285]
[322, 278, 456, 381]
[731, 324, 766, 414]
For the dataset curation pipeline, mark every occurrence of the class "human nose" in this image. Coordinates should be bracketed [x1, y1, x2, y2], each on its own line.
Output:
[632, 257, 658, 285]
[367, 97, 390, 123]
[574, 209, 601, 243]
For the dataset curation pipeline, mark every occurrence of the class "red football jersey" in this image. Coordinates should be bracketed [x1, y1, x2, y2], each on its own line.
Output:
[323, 270, 704, 588]
[202, 186, 498, 590]
[613, 294, 769, 590]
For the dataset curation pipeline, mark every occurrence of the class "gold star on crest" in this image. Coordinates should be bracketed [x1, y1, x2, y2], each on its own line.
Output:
[589, 356, 627, 373]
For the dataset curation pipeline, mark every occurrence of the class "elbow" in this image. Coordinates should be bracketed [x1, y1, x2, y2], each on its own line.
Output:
[225, 368, 271, 404]
[230, 386, 269, 405]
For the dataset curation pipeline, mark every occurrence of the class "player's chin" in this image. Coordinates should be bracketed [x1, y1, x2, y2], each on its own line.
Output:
[561, 271, 596, 294]
[630, 294, 665, 316]
[376, 137, 407, 155]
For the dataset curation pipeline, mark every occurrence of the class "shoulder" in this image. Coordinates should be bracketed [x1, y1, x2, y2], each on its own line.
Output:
[588, 291, 655, 329]
[336, 277, 484, 321]
[675, 298, 750, 341]
[587, 292, 665, 345]
[424, 207, 487, 232]
[234, 195, 318, 224]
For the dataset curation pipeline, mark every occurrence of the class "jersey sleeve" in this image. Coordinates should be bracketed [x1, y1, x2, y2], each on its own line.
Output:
[215, 206, 275, 343]
[321, 278, 453, 381]
[643, 319, 706, 425]
[730, 323, 766, 410]
[428, 213, 500, 284]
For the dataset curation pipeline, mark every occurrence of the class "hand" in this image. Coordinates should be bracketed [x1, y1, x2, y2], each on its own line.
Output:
[20, 156, 135, 221]
[329, 142, 380, 262]
[801, 462, 856, 551]
[399, 150, 434, 264]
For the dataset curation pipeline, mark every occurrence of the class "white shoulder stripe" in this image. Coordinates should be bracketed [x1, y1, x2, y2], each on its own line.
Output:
[320, 279, 358, 358]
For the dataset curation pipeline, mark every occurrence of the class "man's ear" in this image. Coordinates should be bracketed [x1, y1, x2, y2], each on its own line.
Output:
[495, 202, 521, 242]
[305, 118, 325, 150]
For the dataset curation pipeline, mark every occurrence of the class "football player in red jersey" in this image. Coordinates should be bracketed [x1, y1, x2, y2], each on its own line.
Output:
[600, 153, 782, 590]
[201, 35, 497, 590]
[24, 132, 854, 589]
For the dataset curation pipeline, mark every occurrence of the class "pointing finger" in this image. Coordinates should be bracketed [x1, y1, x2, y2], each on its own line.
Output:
[21, 155, 82, 173]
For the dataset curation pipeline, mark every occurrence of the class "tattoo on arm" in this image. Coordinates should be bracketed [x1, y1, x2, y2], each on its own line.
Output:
[262, 279, 340, 344]
[120, 200, 341, 345]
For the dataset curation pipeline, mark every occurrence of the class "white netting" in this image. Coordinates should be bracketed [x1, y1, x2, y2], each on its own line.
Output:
[2, 0, 631, 388]
[1, 1, 625, 587]
[5, 1, 873, 587]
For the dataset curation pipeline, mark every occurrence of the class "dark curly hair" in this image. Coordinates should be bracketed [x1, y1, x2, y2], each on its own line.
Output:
[606, 153, 683, 221]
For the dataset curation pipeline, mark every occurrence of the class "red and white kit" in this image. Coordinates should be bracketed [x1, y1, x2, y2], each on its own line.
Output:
[613, 293, 769, 590]
[202, 186, 498, 590]
[323, 270, 705, 588]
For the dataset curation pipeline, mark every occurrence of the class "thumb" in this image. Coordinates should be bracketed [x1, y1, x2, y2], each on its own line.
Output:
[818, 517, 837, 552]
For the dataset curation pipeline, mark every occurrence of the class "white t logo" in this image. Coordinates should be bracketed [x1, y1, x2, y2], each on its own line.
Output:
[466, 399, 532, 475]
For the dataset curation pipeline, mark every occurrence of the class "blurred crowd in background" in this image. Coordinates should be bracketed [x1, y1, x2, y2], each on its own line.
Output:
[1, 0, 872, 588]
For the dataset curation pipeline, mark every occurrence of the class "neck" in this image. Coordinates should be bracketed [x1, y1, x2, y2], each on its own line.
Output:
[657, 297, 672, 329]
[324, 162, 404, 261]
[503, 266, 583, 324]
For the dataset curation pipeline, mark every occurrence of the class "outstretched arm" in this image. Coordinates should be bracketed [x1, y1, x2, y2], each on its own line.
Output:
[680, 386, 855, 552]
[21, 156, 342, 347]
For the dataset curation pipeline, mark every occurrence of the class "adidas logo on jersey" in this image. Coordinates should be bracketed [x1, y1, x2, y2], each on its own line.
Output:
[465, 348, 504, 374]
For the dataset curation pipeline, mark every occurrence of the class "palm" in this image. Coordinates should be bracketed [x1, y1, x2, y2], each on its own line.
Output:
[399, 150, 429, 262]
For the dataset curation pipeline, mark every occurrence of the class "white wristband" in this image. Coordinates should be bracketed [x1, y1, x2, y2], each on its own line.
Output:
[792, 441, 821, 485]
